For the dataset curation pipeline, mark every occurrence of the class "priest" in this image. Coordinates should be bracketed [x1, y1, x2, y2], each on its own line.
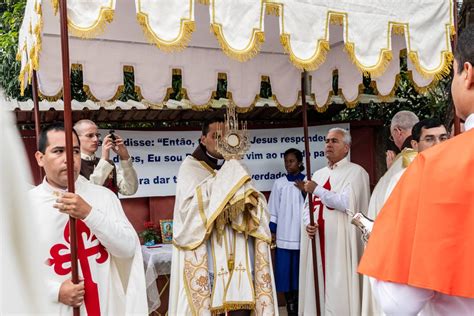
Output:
[299, 127, 370, 315]
[359, 25, 474, 314]
[169, 118, 278, 315]
[28, 123, 147, 315]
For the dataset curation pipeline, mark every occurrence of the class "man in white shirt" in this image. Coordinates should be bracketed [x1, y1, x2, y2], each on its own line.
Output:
[74, 119, 138, 195]
[299, 127, 370, 316]
[359, 25, 474, 315]
[29, 123, 147, 315]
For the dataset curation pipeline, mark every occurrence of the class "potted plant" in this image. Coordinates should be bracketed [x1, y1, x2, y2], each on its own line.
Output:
[139, 221, 160, 246]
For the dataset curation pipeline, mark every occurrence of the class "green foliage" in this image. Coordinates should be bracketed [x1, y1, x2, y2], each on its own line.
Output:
[332, 54, 451, 125]
[0, 0, 31, 100]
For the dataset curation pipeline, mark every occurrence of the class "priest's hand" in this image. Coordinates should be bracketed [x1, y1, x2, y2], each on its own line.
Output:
[304, 180, 317, 194]
[386, 150, 396, 169]
[306, 224, 318, 238]
[101, 134, 114, 160]
[54, 192, 92, 219]
[58, 279, 85, 307]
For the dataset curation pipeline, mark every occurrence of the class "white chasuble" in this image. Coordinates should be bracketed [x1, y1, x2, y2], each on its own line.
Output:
[170, 157, 278, 315]
[362, 148, 417, 316]
[28, 176, 147, 316]
[299, 158, 370, 316]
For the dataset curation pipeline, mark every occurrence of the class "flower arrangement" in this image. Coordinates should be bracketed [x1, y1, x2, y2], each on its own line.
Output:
[139, 221, 160, 246]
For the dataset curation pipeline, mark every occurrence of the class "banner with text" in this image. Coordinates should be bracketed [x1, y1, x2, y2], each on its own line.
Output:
[100, 123, 349, 198]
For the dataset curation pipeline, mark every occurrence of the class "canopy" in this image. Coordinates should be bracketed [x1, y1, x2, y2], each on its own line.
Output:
[18, 0, 454, 111]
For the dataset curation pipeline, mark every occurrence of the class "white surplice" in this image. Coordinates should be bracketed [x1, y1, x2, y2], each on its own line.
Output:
[28, 176, 147, 315]
[299, 158, 370, 316]
[169, 157, 278, 316]
[268, 176, 305, 250]
[362, 148, 418, 316]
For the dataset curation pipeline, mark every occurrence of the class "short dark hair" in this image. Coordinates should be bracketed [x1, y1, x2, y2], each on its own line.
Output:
[411, 118, 445, 142]
[284, 148, 305, 172]
[455, 24, 474, 74]
[38, 122, 80, 153]
[201, 117, 224, 136]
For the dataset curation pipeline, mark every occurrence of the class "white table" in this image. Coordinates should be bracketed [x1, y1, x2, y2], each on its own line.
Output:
[141, 244, 173, 313]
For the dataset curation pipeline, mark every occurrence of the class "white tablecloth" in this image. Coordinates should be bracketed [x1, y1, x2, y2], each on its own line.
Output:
[141, 244, 173, 313]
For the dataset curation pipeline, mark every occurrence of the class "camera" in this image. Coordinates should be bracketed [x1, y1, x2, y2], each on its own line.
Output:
[109, 130, 116, 143]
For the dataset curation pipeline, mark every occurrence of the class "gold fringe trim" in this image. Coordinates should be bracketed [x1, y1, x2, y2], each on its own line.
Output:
[51, 0, 59, 15]
[281, 34, 330, 71]
[211, 303, 255, 315]
[137, 13, 195, 52]
[18, 63, 29, 96]
[265, 3, 280, 16]
[345, 42, 393, 78]
[197, 0, 210, 5]
[272, 95, 298, 113]
[408, 51, 453, 80]
[211, 24, 265, 62]
[68, 8, 114, 39]
[38, 89, 63, 101]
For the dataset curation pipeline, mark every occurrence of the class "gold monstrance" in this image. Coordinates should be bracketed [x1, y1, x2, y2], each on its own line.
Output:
[216, 103, 250, 160]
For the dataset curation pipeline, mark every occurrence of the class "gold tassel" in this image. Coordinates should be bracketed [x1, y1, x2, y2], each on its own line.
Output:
[68, 8, 114, 39]
[265, 3, 280, 16]
[281, 34, 330, 71]
[344, 42, 393, 78]
[50, 0, 59, 15]
[137, 13, 195, 52]
[408, 51, 453, 80]
[212, 24, 265, 62]
[197, 0, 210, 5]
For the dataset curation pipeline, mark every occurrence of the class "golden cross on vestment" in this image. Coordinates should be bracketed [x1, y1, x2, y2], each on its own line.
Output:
[235, 262, 246, 288]
[217, 267, 229, 290]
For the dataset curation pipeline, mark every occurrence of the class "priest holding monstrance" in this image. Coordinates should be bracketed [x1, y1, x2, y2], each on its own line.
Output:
[169, 106, 278, 315]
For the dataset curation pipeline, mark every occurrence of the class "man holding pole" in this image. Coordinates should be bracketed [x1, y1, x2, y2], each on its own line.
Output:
[28, 123, 147, 315]
[299, 127, 370, 315]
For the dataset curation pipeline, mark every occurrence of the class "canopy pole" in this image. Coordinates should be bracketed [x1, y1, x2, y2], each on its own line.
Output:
[301, 71, 321, 316]
[452, 0, 461, 136]
[58, 1, 79, 315]
[32, 70, 44, 181]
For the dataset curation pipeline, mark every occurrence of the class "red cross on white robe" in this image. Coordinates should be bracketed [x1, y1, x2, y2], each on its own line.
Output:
[47, 220, 109, 316]
[311, 178, 333, 284]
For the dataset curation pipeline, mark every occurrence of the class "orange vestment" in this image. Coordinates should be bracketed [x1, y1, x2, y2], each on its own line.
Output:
[359, 128, 474, 299]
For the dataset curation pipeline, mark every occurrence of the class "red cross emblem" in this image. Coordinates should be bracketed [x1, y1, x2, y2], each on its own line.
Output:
[311, 178, 333, 283]
[47, 220, 109, 315]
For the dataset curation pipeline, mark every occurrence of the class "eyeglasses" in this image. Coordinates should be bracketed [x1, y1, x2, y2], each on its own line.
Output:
[419, 135, 448, 144]
[81, 132, 101, 139]
[389, 135, 394, 142]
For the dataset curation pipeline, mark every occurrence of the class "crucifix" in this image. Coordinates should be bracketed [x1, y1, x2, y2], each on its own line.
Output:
[217, 267, 229, 290]
[235, 262, 246, 288]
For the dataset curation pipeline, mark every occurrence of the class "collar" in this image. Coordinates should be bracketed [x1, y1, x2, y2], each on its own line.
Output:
[191, 142, 222, 170]
[81, 152, 96, 161]
[41, 177, 67, 197]
[286, 173, 305, 182]
[206, 151, 225, 166]
[465, 113, 474, 131]
[328, 157, 349, 170]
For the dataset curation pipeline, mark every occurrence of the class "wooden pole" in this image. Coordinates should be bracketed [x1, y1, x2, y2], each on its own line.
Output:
[453, 0, 461, 136]
[31, 70, 44, 181]
[301, 71, 321, 316]
[58, 1, 79, 315]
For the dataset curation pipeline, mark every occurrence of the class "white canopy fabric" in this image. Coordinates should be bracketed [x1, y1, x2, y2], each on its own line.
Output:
[18, 0, 454, 111]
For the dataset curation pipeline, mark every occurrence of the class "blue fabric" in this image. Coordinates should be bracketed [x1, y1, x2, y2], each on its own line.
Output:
[286, 173, 305, 182]
[274, 248, 300, 292]
[269, 221, 277, 234]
